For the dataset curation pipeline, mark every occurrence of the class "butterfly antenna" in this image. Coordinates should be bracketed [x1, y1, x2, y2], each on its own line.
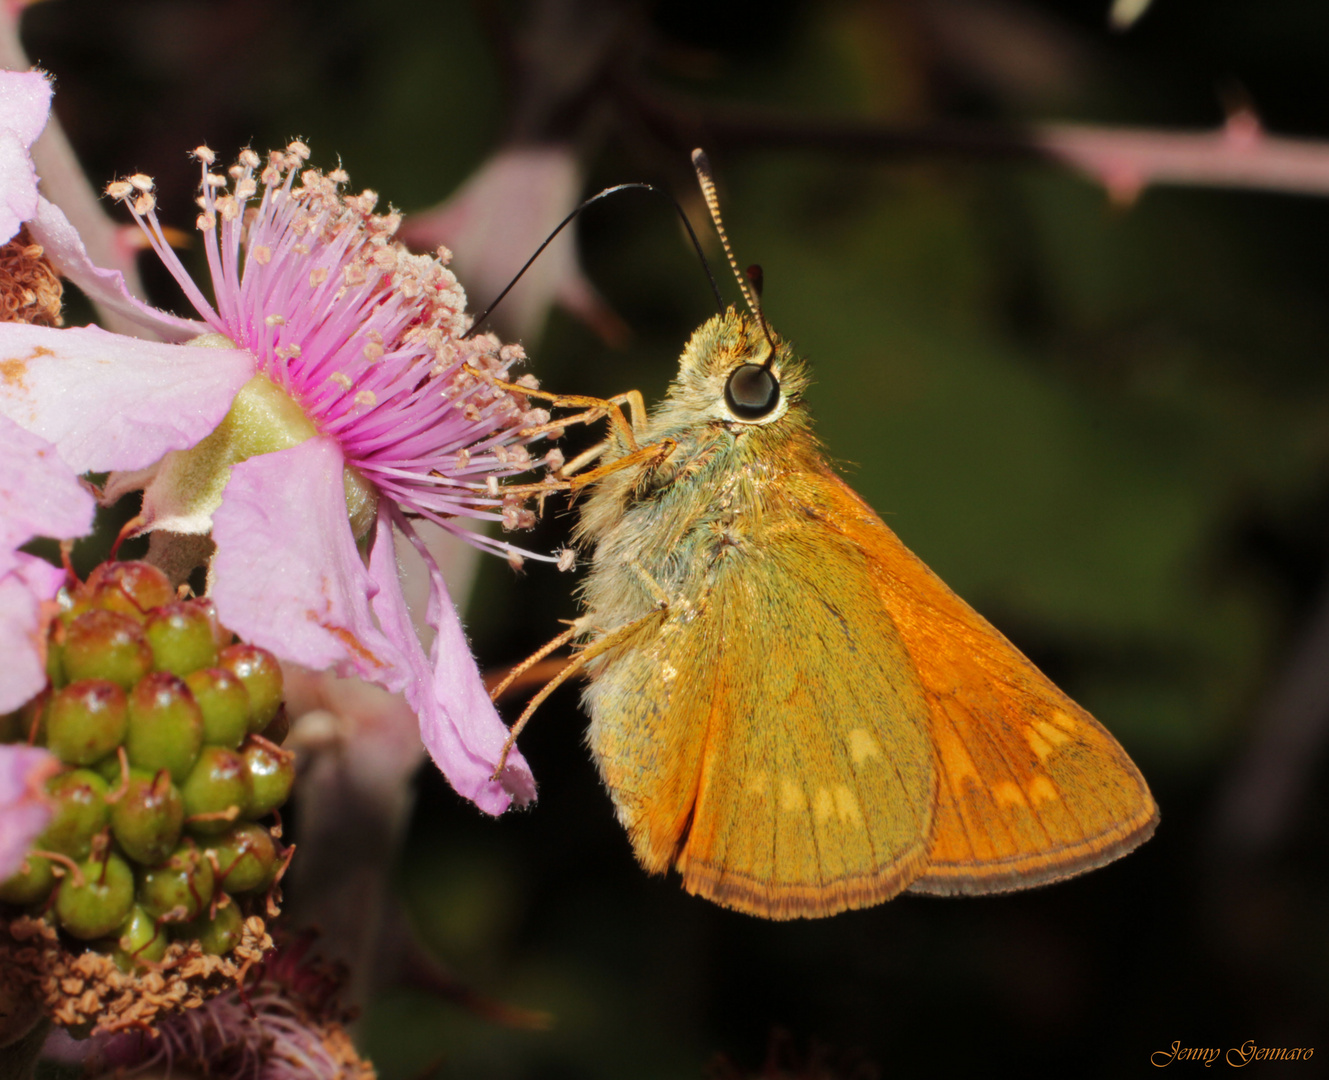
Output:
[462, 182, 724, 339]
[691, 148, 779, 370]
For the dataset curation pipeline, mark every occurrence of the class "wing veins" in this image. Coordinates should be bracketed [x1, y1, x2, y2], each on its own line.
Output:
[673, 617, 729, 866]
[932, 724, 983, 863]
[946, 688, 1057, 851]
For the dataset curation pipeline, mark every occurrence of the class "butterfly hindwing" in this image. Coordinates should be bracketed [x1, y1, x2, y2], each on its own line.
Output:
[585, 489, 936, 919]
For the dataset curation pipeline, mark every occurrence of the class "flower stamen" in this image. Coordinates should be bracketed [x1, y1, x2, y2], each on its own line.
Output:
[107, 146, 569, 564]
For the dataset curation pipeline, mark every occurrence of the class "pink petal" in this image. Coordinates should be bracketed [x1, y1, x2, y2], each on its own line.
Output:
[0, 413, 94, 555]
[11, 551, 64, 598]
[0, 744, 58, 882]
[371, 506, 534, 814]
[0, 321, 253, 472]
[0, 418, 88, 711]
[0, 556, 63, 713]
[209, 437, 402, 679]
[0, 70, 50, 245]
[28, 198, 205, 343]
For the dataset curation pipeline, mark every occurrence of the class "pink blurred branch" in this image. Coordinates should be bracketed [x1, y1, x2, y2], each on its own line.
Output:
[1041, 111, 1329, 202]
[627, 86, 1329, 202]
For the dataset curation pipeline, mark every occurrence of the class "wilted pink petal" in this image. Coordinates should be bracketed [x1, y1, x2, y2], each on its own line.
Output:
[0, 560, 59, 713]
[0, 413, 94, 556]
[0, 322, 253, 472]
[0, 554, 64, 707]
[209, 438, 401, 680]
[10, 550, 62, 598]
[370, 506, 533, 813]
[0, 70, 50, 245]
[0, 744, 57, 882]
[0, 417, 92, 711]
[27, 197, 204, 342]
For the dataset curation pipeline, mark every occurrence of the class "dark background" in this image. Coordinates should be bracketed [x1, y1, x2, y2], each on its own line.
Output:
[26, 1, 1329, 1075]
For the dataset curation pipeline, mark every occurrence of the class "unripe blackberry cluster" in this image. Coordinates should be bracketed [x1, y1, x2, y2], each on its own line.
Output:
[1, 561, 294, 973]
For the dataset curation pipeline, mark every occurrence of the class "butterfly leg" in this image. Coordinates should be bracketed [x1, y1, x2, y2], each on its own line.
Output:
[626, 558, 671, 609]
[465, 365, 647, 450]
[491, 607, 668, 778]
[489, 437, 677, 500]
[526, 390, 647, 452]
[560, 438, 611, 477]
[566, 437, 677, 495]
[518, 405, 618, 442]
[556, 389, 651, 476]
[487, 622, 583, 703]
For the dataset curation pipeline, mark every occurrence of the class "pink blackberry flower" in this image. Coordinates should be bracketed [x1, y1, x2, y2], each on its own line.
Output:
[94, 144, 553, 812]
[0, 79, 551, 815]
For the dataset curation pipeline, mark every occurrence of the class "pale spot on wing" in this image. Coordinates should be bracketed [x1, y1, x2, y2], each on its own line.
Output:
[993, 781, 1028, 808]
[780, 777, 806, 813]
[1032, 719, 1072, 749]
[848, 728, 880, 763]
[1025, 727, 1054, 762]
[1048, 708, 1077, 733]
[832, 785, 863, 826]
[1028, 775, 1060, 805]
[745, 771, 769, 796]
[813, 787, 835, 825]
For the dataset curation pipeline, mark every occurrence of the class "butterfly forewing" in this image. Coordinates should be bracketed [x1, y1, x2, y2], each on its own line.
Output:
[805, 470, 1160, 893]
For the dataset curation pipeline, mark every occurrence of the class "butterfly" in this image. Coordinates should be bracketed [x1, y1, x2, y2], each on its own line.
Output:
[488, 150, 1157, 920]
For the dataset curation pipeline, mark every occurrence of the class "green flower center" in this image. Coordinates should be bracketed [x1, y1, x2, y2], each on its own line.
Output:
[158, 336, 378, 538]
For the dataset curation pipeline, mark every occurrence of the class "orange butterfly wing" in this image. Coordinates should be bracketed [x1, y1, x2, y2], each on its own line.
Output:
[797, 467, 1159, 894]
[583, 450, 1156, 918]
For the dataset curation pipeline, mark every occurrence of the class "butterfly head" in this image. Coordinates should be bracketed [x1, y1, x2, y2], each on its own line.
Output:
[666, 306, 811, 434]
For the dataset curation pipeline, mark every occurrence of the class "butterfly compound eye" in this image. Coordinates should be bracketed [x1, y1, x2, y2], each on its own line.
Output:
[724, 364, 780, 420]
